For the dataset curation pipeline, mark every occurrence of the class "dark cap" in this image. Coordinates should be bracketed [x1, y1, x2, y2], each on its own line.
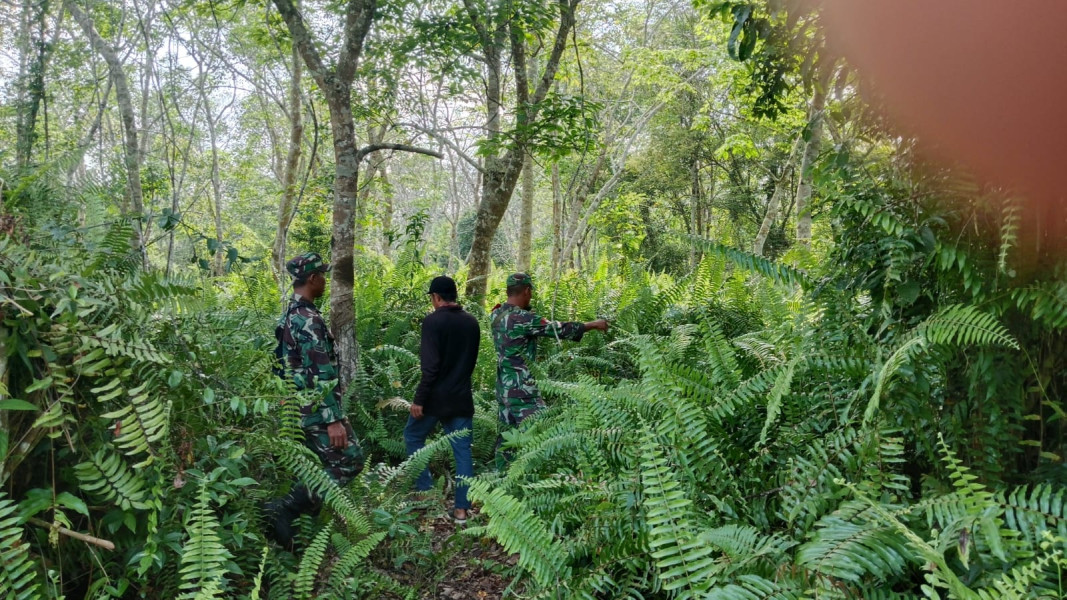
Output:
[506, 273, 533, 288]
[427, 275, 458, 296]
[286, 252, 330, 279]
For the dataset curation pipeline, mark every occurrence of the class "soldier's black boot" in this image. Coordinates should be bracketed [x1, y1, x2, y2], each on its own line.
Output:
[262, 484, 318, 550]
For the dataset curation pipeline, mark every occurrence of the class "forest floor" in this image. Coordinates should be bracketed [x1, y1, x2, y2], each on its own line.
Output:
[372, 497, 519, 599]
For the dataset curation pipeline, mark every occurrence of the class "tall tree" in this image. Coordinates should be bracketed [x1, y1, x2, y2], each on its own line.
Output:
[462, 0, 580, 301]
[272, 0, 440, 384]
[795, 68, 832, 247]
[14, 0, 61, 167]
[272, 45, 305, 296]
[65, 0, 147, 263]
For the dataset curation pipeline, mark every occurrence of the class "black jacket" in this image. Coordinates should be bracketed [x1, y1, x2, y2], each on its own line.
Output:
[413, 304, 481, 418]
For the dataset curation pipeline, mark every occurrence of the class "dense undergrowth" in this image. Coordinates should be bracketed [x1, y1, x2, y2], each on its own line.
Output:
[3, 153, 1067, 600]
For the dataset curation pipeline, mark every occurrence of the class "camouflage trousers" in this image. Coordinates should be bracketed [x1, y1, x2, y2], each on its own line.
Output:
[302, 418, 364, 486]
[494, 396, 546, 470]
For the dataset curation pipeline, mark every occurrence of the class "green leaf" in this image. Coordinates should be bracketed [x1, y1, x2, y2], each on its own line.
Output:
[25, 376, 53, 393]
[0, 398, 38, 411]
[55, 492, 89, 516]
[167, 370, 183, 388]
[230, 477, 258, 487]
[203, 388, 215, 404]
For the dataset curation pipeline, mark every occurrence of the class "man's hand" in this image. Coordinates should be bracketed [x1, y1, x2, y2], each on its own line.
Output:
[585, 318, 609, 332]
[327, 420, 348, 449]
[410, 403, 424, 419]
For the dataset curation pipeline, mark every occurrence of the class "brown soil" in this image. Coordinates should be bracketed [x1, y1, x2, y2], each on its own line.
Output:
[374, 505, 520, 600]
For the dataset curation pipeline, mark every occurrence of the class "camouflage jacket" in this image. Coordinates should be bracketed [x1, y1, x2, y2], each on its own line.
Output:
[276, 293, 344, 424]
[490, 302, 585, 402]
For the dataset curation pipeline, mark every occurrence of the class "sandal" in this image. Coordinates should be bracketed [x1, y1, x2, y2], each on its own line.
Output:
[451, 509, 468, 524]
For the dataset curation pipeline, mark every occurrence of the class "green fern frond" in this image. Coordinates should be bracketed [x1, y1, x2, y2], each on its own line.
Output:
[639, 427, 714, 597]
[293, 525, 331, 599]
[74, 449, 149, 510]
[99, 380, 169, 467]
[178, 481, 231, 598]
[0, 492, 42, 600]
[918, 304, 1018, 349]
[248, 546, 269, 600]
[327, 531, 387, 589]
[258, 437, 369, 535]
[1012, 282, 1067, 330]
[973, 549, 1062, 600]
[686, 235, 812, 289]
[999, 484, 1067, 550]
[705, 574, 802, 600]
[758, 357, 798, 446]
[796, 511, 915, 584]
[464, 478, 569, 588]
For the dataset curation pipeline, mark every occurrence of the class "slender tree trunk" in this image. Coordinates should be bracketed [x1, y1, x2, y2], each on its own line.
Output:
[273, 46, 304, 296]
[516, 152, 535, 272]
[0, 323, 8, 484]
[15, 0, 55, 168]
[795, 74, 830, 248]
[66, 0, 146, 264]
[690, 159, 702, 268]
[378, 165, 393, 257]
[327, 89, 362, 380]
[753, 135, 803, 256]
[136, 0, 155, 164]
[753, 177, 788, 257]
[207, 108, 225, 276]
[550, 162, 562, 280]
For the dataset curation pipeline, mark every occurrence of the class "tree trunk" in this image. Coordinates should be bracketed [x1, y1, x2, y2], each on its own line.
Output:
[795, 74, 830, 248]
[273, 45, 304, 297]
[15, 0, 55, 168]
[274, 0, 378, 386]
[0, 322, 8, 484]
[690, 159, 702, 269]
[378, 165, 393, 257]
[66, 0, 146, 265]
[516, 152, 535, 272]
[463, 0, 579, 302]
[550, 161, 562, 282]
[753, 135, 803, 256]
[328, 89, 362, 383]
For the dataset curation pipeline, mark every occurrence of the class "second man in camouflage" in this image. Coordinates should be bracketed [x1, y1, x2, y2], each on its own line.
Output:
[490, 273, 607, 466]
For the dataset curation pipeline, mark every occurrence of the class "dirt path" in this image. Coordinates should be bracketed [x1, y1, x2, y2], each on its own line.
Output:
[373, 504, 519, 599]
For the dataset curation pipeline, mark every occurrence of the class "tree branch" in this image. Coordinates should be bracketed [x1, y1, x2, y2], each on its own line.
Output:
[28, 518, 115, 551]
[396, 122, 486, 174]
[461, 0, 492, 50]
[355, 143, 444, 163]
[271, 0, 331, 91]
[530, 0, 579, 108]
[337, 0, 377, 85]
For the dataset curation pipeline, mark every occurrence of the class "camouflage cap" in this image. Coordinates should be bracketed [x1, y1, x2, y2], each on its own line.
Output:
[506, 273, 533, 288]
[286, 252, 331, 279]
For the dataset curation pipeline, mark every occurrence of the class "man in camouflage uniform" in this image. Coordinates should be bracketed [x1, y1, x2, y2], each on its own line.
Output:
[264, 252, 363, 549]
[491, 273, 608, 467]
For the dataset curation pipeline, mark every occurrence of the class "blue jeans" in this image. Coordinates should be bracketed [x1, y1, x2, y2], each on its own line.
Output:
[403, 414, 473, 510]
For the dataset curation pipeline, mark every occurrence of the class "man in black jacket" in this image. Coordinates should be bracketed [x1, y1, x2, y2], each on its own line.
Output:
[404, 276, 481, 522]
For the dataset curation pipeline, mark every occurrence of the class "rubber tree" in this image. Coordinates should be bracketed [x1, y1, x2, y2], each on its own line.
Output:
[272, 0, 441, 385]
[65, 0, 147, 264]
[462, 0, 580, 302]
